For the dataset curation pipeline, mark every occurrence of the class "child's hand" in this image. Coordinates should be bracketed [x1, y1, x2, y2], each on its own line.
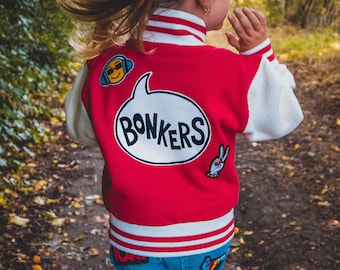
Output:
[226, 7, 268, 52]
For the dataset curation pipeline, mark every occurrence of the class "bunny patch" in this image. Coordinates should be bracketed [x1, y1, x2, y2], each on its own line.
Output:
[206, 145, 230, 178]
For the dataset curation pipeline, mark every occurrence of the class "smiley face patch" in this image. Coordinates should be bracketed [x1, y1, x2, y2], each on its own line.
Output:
[100, 55, 133, 86]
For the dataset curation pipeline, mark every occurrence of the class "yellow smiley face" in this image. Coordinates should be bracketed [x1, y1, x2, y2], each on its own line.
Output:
[106, 59, 125, 84]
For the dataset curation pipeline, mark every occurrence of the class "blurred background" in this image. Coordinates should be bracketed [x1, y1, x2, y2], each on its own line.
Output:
[0, 0, 339, 269]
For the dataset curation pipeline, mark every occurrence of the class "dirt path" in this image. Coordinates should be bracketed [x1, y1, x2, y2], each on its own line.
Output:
[53, 145, 241, 270]
[54, 147, 111, 269]
[53, 61, 339, 270]
[51, 145, 240, 270]
[1, 61, 338, 270]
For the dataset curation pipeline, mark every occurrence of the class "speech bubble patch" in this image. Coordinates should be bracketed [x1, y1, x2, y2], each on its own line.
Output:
[115, 72, 210, 165]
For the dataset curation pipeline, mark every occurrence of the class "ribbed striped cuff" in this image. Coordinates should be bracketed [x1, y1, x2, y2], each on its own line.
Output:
[240, 38, 275, 61]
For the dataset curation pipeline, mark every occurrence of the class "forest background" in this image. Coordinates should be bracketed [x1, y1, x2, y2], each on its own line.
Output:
[0, 0, 339, 269]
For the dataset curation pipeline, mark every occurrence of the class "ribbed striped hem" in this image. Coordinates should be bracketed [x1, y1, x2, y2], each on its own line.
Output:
[109, 209, 234, 257]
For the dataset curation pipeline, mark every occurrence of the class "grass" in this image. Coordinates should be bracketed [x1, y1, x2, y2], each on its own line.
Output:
[270, 26, 339, 63]
[207, 25, 339, 64]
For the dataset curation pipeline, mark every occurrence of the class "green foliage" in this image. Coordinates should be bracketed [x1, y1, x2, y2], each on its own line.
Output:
[0, 0, 73, 174]
[0, 0, 338, 182]
[293, 0, 338, 29]
[270, 27, 339, 63]
[264, 0, 339, 29]
[232, 1, 338, 29]
[264, 0, 284, 26]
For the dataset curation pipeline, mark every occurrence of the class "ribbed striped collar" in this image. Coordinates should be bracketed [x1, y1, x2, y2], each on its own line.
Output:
[143, 9, 207, 46]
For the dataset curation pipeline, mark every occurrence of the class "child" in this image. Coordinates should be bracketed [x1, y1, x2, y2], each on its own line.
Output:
[57, 0, 303, 269]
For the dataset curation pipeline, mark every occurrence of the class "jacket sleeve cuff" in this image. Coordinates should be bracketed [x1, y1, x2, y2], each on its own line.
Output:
[65, 64, 98, 146]
[240, 38, 275, 62]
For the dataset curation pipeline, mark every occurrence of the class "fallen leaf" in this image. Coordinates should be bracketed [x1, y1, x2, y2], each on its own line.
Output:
[310, 194, 323, 201]
[19, 187, 34, 194]
[44, 232, 54, 239]
[307, 151, 315, 157]
[328, 220, 340, 229]
[90, 229, 102, 235]
[0, 193, 8, 208]
[50, 117, 62, 126]
[95, 199, 104, 205]
[72, 234, 85, 242]
[69, 143, 78, 149]
[231, 247, 239, 253]
[8, 214, 29, 227]
[278, 53, 289, 61]
[88, 248, 99, 256]
[34, 180, 48, 191]
[15, 252, 27, 259]
[50, 217, 74, 227]
[85, 194, 101, 200]
[57, 163, 67, 168]
[320, 187, 328, 195]
[46, 199, 60, 204]
[26, 163, 37, 168]
[331, 144, 340, 152]
[317, 201, 331, 207]
[71, 200, 83, 208]
[94, 215, 109, 223]
[44, 211, 58, 219]
[245, 250, 253, 258]
[34, 196, 46, 205]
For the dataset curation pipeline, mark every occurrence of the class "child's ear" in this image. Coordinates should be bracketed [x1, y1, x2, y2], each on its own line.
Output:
[197, 0, 213, 6]
[197, 0, 213, 11]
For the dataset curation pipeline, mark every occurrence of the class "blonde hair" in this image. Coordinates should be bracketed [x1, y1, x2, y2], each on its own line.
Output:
[56, 0, 184, 58]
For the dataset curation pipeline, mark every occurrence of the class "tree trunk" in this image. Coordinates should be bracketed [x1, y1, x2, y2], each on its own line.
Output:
[299, 0, 316, 28]
[320, 0, 337, 27]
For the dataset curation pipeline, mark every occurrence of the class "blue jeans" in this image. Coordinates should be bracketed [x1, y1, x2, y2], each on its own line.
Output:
[110, 242, 230, 270]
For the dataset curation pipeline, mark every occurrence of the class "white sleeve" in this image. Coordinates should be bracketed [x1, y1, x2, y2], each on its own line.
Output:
[242, 58, 303, 141]
[65, 64, 98, 146]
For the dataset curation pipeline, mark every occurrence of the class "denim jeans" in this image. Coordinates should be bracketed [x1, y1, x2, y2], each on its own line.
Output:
[110, 242, 230, 270]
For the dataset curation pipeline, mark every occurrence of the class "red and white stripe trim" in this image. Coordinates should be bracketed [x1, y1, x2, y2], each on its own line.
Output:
[109, 209, 234, 257]
[240, 38, 275, 61]
[144, 9, 206, 46]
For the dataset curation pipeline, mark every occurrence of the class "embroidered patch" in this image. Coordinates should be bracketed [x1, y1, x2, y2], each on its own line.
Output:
[112, 247, 149, 266]
[200, 253, 227, 270]
[206, 145, 230, 178]
[100, 55, 133, 86]
[114, 72, 211, 165]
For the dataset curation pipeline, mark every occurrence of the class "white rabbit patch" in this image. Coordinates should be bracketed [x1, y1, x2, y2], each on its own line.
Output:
[206, 145, 230, 178]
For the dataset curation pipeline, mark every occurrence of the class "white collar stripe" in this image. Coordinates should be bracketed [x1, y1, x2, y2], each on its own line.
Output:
[144, 9, 207, 45]
[146, 24, 205, 43]
[150, 14, 206, 34]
